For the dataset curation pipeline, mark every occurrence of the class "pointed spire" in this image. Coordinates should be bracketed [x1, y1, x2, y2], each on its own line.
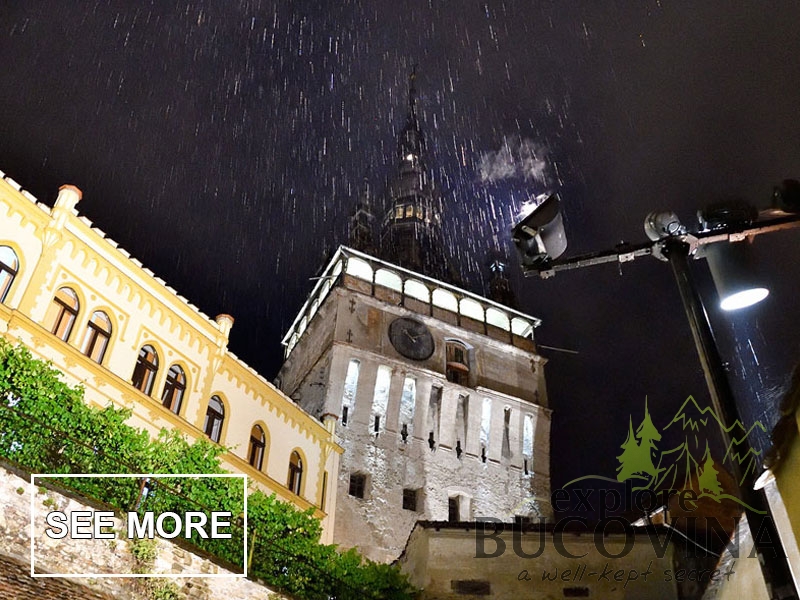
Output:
[398, 65, 424, 163]
[408, 64, 418, 117]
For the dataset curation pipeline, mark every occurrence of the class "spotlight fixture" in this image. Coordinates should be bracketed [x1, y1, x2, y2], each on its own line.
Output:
[705, 241, 769, 311]
[511, 194, 567, 268]
[644, 211, 685, 241]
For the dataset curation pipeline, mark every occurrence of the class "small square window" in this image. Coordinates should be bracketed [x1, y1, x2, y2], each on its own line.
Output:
[448, 497, 459, 522]
[452, 580, 490, 595]
[349, 473, 367, 499]
[563, 587, 589, 597]
[403, 488, 418, 511]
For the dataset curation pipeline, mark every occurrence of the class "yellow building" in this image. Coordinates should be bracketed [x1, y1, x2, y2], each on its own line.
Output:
[0, 172, 341, 541]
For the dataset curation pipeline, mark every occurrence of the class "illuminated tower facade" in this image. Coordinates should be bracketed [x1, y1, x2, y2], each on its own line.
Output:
[277, 73, 551, 562]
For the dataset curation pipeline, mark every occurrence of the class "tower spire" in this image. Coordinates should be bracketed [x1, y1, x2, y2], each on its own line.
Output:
[398, 65, 424, 163]
[408, 64, 418, 116]
[379, 68, 453, 280]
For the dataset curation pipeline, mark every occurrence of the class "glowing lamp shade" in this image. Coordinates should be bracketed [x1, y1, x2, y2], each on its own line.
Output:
[705, 242, 769, 311]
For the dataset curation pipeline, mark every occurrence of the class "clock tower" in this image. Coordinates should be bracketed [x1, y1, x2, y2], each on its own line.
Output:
[276, 74, 551, 563]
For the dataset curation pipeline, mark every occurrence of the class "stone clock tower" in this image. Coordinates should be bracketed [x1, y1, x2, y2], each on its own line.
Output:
[276, 74, 551, 563]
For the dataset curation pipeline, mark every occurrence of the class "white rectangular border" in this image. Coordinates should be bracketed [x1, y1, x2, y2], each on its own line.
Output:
[30, 473, 248, 579]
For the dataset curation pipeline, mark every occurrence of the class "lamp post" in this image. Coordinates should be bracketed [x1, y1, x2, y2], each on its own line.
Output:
[512, 188, 800, 599]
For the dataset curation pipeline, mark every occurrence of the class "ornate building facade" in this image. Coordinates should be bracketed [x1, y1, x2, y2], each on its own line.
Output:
[277, 75, 551, 562]
[0, 174, 341, 541]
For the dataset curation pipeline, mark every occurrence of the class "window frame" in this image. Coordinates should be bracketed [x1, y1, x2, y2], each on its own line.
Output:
[203, 395, 225, 443]
[131, 344, 159, 396]
[248, 424, 266, 470]
[161, 364, 187, 414]
[402, 488, 418, 512]
[81, 310, 112, 364]
[47, 287, 80, 342]
[445, 340, 471, 386]
[349, 473, 367, 499]
[0, 245, 19, 303]
[448, 497, 460, 522]
[287, 450, 303, 496]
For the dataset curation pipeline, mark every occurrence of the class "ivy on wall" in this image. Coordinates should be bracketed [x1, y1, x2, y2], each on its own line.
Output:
[0, 339, 417, 600]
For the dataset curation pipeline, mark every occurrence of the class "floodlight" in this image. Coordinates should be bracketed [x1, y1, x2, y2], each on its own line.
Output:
[705, 241, 769, 311]
[644, 211, 685, 241]
[511, 194, 567, 268]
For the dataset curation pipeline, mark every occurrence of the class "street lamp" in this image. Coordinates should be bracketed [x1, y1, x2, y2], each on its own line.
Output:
[512, 187, 800, 600]
[705, 241, 769, 311]
[512, 194, 568, 268]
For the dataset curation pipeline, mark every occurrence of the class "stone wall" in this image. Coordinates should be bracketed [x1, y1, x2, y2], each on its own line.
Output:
[278, 277, 551, 563]
[399, 522, 681, 600]
[0, 463, 290, 600]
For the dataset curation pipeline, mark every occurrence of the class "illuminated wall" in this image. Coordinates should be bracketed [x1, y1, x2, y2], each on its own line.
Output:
[0, 173, 341, 541]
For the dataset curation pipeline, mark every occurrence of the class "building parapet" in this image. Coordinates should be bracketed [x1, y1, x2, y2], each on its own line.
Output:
[0, 175, 223, 344]
[282, 246, 542, 357]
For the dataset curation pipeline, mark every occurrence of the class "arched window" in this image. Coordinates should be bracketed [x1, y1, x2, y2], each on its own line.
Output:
[45, 287, 80, 342]
[248, 425, 266, 470]
[445, 340, 470, 386]
[81, 311, 112, 363]
[203, 395, 225, 443]
[161, 364, 186, 414]
[375, 268, 402, 292]
[341, 359, 360, 426]
[287, 450, 303, 495]
[131, 345, 159, 395]
[0, 246, 19, 303]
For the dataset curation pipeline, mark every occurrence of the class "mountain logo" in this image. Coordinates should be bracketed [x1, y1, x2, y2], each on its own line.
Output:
[567, 396, 767, 513]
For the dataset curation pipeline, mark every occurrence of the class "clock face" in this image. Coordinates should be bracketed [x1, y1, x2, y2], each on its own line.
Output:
[388, 317, 435, 361]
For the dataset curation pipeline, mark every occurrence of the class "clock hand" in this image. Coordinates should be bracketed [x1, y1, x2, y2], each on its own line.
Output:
[405, 330, 418, 343]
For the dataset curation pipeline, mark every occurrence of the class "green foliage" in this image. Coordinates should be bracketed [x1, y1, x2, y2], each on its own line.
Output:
[0, 340, 417, 600]
[149, 580, 182, 600]
[129, 537, 159, 572]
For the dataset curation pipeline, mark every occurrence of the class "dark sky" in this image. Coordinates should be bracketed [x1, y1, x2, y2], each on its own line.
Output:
[2, 1, 799, 502]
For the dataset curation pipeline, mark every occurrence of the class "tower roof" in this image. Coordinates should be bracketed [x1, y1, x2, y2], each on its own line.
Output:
[377, 69, 457, 282]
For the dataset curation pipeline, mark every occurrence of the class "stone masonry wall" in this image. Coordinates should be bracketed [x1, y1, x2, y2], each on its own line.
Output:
[0, 463, 290, 600]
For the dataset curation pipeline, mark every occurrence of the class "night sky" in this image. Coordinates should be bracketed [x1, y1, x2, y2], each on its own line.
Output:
[2, 1, 799, 504]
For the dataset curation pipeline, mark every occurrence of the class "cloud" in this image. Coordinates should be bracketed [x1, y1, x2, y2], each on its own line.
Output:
[478, 136, 549, 184]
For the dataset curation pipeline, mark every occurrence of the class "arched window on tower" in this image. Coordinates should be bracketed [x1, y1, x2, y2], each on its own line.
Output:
[0, 246, 19, 303]
[480, 398, 492, 463]
[523, 414, 534, 475]
[131, 345, 159, 395]
[203, 395, 225, 443]
[445, 340, 470, 386]
[45, 287, 80, 342]
[371, 365, 392, 434]
[502, 406, 512, 459]
[248, 425, 266, 470]
[341, 359, 360, 427]
[287, 451, 303, 495]
[399, 376, 416, 442]
[161, 364, 186, 414]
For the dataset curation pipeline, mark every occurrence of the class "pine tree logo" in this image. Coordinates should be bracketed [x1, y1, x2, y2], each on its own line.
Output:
[697, 442, 723, 498]
[616, 399, 662, 483]
[565, 395, 768, 514]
